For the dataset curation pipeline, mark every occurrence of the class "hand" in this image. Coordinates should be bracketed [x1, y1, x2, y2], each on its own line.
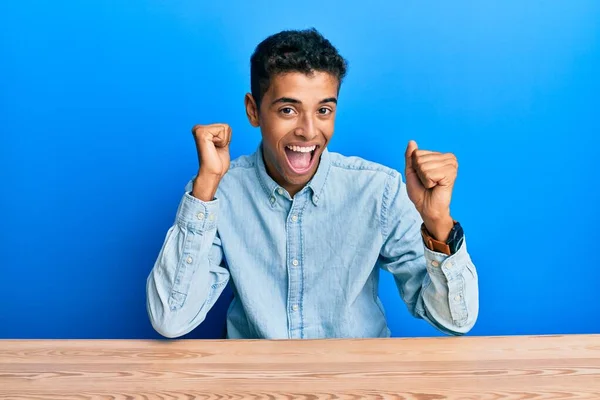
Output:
[404, 140, 457, 241]
[191, 123, 232, 201]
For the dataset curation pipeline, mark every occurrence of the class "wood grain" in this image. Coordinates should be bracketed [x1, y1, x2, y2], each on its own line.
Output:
[0, 335, 599, 399]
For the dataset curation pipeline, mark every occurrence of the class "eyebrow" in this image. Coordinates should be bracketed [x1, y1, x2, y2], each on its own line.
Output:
[271, 97, 338, 105]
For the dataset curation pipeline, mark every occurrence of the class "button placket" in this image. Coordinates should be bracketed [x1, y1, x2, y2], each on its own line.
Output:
[286, 193, 308, 339]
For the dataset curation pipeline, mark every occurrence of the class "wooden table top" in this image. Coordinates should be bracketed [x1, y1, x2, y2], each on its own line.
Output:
[0, 334, 599, 399]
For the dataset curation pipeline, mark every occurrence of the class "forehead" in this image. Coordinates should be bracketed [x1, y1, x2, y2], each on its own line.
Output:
[266, 71, 339, 99]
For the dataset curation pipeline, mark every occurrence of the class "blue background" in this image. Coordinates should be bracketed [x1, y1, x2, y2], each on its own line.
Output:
[1, 1, 599, 339]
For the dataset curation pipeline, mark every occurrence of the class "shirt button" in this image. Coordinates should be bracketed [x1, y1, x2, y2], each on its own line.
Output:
[277, 188, 284, 195]
[431, 260, 440, 267]
[454, 294, 462, 301]
[186, 256, 193, 264]
[270, 196, 276, 203]
[292, 259, 299, 266]
[197, 212, 205, 220]
[292, 305, 299, 311]
[291, 215, 298, 222]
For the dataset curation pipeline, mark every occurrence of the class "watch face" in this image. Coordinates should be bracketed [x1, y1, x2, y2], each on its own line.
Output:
[453, 236, 465, 253]
[448, 222, 464, 253]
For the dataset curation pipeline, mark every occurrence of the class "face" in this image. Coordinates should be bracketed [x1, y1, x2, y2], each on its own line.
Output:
[245, 71, 338, 195]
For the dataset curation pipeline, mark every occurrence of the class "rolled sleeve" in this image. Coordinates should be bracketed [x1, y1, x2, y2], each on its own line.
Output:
[146, 184, 229, 339]
[176, 192, 219, 233]
[422, 238, 479, 333]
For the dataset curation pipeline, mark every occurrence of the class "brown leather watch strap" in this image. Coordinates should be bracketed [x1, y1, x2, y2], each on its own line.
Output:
[420, 223, 452, 256]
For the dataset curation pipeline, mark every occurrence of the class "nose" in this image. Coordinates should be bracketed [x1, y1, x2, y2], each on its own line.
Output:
[293, 114, 318, 141]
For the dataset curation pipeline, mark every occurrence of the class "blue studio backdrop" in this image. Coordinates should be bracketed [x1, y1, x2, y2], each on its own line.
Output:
[1, 1, 599, 338]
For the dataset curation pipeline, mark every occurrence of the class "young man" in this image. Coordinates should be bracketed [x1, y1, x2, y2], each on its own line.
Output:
[147, 28, 478, 339]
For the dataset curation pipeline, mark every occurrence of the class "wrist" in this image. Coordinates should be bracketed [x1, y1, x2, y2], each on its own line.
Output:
[192, 172, 221, 202]
[422, 214, 454, 242]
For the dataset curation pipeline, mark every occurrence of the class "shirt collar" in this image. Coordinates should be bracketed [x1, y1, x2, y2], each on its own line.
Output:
[306, 146, 331, 205]
[254, 143, 331, 206]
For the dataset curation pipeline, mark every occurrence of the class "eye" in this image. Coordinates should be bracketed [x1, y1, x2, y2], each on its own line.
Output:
[280, 107, 296, 115]
[318, 107, 332, 115]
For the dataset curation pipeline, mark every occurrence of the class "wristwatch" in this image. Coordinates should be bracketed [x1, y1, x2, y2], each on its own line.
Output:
[421, 221, 464, 255]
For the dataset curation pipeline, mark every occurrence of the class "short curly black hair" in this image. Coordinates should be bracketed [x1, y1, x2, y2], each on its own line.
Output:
[250, 28, 348, 109]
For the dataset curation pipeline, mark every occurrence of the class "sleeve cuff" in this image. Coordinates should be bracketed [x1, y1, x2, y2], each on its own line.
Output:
[424, 237, 468, 280]
[175, 192, 219, 232]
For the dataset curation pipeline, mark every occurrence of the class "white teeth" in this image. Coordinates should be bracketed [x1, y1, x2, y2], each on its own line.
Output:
[286, 145, 316, 153]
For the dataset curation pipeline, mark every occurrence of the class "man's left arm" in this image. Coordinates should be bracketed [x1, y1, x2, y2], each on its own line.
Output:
[379, 141, 479, 335]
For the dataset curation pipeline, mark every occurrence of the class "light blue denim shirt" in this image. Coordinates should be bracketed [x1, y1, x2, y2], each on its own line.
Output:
[147, 145, 479, 339]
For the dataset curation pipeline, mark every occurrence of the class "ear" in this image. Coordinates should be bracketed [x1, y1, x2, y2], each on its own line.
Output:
[245, 93, 260, 127]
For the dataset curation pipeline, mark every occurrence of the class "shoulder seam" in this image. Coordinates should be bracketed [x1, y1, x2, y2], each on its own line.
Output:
[380, 173, 393, 238]
[229, 163, 255, 170]
[330, 160, 397, 177]
[229, 156, 256, 170]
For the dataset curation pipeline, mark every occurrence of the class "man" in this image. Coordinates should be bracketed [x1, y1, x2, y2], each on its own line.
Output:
[146, 28, 478, 339]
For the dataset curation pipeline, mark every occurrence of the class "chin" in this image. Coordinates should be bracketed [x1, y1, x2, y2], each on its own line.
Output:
[283, 171, 313, 187]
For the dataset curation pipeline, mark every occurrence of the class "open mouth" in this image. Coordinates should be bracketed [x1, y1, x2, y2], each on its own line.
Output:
[284, 144, 318, 174]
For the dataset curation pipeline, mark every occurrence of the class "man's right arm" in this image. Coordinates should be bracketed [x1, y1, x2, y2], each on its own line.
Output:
[147, 123, 232, 338]
[146, 182, 230, 338]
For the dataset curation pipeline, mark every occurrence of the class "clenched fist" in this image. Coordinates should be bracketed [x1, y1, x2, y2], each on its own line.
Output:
[191, 123, 232, 201]
[404, 140, 457, 241]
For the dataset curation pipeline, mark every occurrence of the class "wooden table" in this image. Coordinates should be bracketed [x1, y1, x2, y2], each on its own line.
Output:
[1, 334, 599, 399]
